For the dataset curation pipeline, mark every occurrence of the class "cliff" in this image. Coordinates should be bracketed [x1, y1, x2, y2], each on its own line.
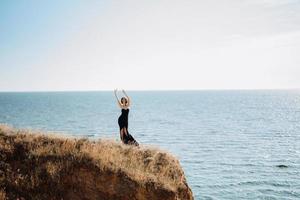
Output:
[0, 125, 193, 200]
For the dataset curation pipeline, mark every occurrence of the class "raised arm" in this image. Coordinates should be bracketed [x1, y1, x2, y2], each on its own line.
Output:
[122, 89, 131, 106]
[114, 89, 122, 108]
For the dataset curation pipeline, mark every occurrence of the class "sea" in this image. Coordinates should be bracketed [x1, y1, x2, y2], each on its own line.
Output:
[0, 90, 299, 199]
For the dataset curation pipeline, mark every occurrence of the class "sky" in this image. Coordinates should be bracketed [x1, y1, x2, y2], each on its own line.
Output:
[1, 0, 300, 91]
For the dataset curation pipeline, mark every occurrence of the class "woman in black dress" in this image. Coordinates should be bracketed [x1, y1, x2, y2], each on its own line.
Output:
[114, 89, 138, 146]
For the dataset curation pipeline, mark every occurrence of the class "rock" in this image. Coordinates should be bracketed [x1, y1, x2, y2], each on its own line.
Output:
[0, 125, 194, 200]
[276, 164, 288, 168]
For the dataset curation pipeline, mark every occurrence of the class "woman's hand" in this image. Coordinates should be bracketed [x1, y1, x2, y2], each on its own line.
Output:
[114, 89, 122, 108]
[122, 89, 128, 96]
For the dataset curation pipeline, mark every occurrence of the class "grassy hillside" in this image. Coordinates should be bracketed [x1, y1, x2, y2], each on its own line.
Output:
[0, 125, 193, 200]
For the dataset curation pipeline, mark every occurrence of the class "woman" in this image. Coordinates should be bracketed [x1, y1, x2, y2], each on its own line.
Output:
[114, 89, 139, 146]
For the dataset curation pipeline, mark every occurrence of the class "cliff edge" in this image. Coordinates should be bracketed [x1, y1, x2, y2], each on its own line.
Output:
[0, 125, 193, 200]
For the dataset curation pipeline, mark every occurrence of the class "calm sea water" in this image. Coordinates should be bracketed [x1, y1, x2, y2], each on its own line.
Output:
[0, 90, 300, 199]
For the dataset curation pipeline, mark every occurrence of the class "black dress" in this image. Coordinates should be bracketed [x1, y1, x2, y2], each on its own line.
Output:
[118, 108, 138, 146]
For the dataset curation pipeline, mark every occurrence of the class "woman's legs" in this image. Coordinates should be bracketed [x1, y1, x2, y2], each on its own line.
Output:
[120, 128, 124, 142]
[124, 128, 139, 146]
[120, 127, 138, 146]
[123, 128, 128, 136]
[120, 128, 128, 144]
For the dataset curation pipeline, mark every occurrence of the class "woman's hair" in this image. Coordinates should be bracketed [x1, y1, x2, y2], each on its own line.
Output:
[121, 97, 128, 106]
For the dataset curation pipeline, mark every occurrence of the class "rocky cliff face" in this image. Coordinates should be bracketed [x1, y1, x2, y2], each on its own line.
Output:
[0, 125, 193, 200]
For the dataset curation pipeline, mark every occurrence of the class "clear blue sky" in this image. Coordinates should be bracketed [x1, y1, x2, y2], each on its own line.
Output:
[1, 0, 300, 91]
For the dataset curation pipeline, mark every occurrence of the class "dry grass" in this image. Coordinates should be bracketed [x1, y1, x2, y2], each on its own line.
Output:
[0, 124, 190, 199]
[0, 189, 6, 200]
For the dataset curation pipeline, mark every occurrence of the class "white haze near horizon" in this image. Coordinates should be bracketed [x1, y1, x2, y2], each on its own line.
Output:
[1, 0, 300, 91]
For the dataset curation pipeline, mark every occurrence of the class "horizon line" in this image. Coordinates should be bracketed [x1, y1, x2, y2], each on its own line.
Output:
[0, 88, 299, 93]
